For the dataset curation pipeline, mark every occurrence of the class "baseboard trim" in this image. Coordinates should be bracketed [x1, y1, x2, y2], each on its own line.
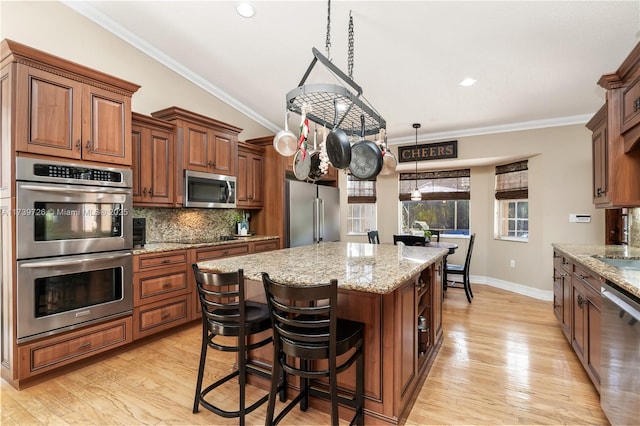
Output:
[448, 275, 553, 301]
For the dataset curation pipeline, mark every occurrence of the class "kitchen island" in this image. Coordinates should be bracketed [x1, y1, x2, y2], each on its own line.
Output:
[197, 242, 448, 425]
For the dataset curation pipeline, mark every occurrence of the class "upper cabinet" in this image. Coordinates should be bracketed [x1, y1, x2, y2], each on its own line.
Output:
[1, 39, 140, 166]
[237, 142, 264, 209]
[587, 41, 640, 208]
[151, 107, 240, 175]
[131, 113, 175, 207]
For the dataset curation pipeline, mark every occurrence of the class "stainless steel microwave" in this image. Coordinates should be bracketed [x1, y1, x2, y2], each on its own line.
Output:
[184, 170, 236, 208]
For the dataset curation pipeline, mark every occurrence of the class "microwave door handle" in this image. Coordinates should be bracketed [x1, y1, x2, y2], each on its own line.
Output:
[20, 252, 132, 268]
[225, 181, 231, 202]
[19, 184, 131, 195]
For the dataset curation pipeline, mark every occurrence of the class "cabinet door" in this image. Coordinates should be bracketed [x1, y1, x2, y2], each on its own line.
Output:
[131, 125, 145, 201]
[431, 260, 443, 343]
[237, 150, 250, 205]
[249, 153, 264, 205]
[148, 128, 173, 204]
[182, 122, 211, 172]
[15, 64, 83, 159]
[571, 278, 586, 362]
[211, 130, 236, 175]
[591, 118, 609, 204]
[585, 285, 602, 390]
[81, 85, 131, 165]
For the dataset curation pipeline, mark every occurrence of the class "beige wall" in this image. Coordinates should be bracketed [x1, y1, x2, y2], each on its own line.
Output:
[3, 1, 606, 298]
[0, 1, 273, 141]
[342, 124, 605, 298]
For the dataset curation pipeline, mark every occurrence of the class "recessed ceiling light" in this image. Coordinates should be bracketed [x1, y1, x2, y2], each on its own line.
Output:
[236, 2, 255, 18]
[459, 77, 477, 87]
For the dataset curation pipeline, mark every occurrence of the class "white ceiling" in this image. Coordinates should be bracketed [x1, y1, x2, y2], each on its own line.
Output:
[64, 1, 640, 144]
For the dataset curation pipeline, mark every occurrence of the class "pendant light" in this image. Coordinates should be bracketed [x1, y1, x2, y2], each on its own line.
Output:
[410, 123, 422, 201]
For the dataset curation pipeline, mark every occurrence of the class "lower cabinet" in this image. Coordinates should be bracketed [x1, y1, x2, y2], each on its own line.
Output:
[17, 317, 132, 380]
[552, 249, 602, 392]
[132, 249, 191, 340]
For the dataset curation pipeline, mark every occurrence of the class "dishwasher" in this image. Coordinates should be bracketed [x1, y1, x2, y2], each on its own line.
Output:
[600, 281, 640, 425]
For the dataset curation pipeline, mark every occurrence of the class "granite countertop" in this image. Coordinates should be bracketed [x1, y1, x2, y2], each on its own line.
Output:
[196, 241, 448, 294]
[552, 243, 640, 298]
[133, 235, 279, 255]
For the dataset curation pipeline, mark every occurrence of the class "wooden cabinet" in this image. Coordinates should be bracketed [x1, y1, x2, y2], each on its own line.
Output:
[17, 317, 132, 380]
[132, 250, 191, 340]
[588, 41, 640, 208]
[553, 251, 572, 341]
[571, 263, 602, 392]
[3, 39, 139, 166]
[131, 113, 175, 206]
[416, 260, 443, 370]
[150, 107, 241, 205]
[250, 238, 280, 253]
[552, 250, 601, 392]
[237, 142, 264, 208]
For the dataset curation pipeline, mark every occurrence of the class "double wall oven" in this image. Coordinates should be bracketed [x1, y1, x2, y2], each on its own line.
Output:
[15, 157, 133, 343]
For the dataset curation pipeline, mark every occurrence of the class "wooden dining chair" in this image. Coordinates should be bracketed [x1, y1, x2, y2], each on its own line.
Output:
[367, 230, 380, 244]
[393, 234, 426, 246]
[445, 233, 476, 303]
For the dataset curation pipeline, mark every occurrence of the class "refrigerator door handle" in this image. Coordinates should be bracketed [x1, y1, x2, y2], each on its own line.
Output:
[313, 198, 319, 242]
[318, 198, 325, 242]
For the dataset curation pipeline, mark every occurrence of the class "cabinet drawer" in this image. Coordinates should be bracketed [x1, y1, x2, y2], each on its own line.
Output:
[573, 263, 602, 293]
[251, 239, 279, 253]
[135, 250, 187, 271]
[18, 317, 132, 378]
[133, 295, 191, 340]
[194, 243, 250, 262]
[134, 266, 188, 306]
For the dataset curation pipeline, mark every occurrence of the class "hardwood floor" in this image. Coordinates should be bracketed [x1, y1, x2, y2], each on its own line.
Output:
[1, 285, 607, 425]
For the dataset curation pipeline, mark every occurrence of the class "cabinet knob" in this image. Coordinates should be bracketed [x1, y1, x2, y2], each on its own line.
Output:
[149, 188, 153, 196]
[634, 97, 640, 112]
[596, 187, 603, 197]
[143, 187, 147, 196]
[75, 139, 82, 151]
[208, 161, 214, 168]
[577, 294, 586, 308]
[78, 342, 91, 350]
[163, 282, 171, 288]
[86, 140, 92, 150]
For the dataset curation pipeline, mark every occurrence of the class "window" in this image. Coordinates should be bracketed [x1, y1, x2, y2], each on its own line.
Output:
[399, 169, 470, 235]
[347, 176, 376, 235]
[495, 160, 528, 241]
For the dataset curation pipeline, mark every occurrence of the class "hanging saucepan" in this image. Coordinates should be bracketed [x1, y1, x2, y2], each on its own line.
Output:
[379, 131, 398, 176]
[349, 115, 383, 179]
[293, 149, 311, 180]
[273, 111, 297, 156]
[325, 100, 351, 169]
[307, 127, 324, 182]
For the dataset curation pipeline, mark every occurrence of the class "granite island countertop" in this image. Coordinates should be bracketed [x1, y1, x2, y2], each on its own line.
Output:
[196, 241, 448, 294]
[552, 243, 640, 299]
[132, 235, 280, 255]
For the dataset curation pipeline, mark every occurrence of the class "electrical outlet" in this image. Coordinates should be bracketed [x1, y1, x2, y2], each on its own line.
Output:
[510, 259, 516, 268]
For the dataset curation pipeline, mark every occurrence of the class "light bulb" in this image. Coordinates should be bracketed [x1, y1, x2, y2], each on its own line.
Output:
[411, 188, 421, 201]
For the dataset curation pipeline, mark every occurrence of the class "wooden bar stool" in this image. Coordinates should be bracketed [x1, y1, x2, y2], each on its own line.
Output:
[191, 265, 273, 425]
[261, 273, 365, 426]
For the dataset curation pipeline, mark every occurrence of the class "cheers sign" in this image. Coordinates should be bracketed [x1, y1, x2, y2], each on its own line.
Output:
[398, 140, 458, 162]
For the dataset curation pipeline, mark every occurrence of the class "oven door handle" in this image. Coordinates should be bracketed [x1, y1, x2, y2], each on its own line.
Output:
[20, 252, 132, 268]
[19, 184, 132, 195]
[602, 289, 640, 322]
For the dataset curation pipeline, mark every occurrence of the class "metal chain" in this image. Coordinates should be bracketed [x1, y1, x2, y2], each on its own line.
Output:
[348, 11, 354, 78]
[325, 0, 331, 60]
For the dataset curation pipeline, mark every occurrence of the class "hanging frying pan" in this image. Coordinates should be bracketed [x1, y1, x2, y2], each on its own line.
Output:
[273, 111, 297, 156]
[349, 115, 383, 179]
[325, 100, 351, 169]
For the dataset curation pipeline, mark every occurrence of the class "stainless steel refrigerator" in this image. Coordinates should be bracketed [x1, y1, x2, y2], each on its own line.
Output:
[286, 180, 340, 247]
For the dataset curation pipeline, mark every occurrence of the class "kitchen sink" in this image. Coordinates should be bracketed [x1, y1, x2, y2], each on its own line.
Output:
[594, 256, 640, 271]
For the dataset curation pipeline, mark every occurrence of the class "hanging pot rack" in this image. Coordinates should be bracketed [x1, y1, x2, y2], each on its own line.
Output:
[286, 47, 386, 137]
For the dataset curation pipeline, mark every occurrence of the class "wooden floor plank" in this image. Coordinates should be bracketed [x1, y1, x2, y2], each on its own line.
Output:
[1, 285, 607, 425]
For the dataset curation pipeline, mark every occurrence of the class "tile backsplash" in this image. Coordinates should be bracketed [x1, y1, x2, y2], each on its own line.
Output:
[630, 208, 640, 248]
[132, 207, 240, 243]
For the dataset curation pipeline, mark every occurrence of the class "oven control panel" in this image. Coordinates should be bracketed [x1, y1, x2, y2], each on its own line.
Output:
[33, 164, 122, 183]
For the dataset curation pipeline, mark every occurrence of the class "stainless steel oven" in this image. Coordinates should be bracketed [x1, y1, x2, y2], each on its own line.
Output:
[601, 281, 640, 425]
[16, 251, 133, 342]
[14, 157, 134, 342]
[16, 157, 132, 259]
